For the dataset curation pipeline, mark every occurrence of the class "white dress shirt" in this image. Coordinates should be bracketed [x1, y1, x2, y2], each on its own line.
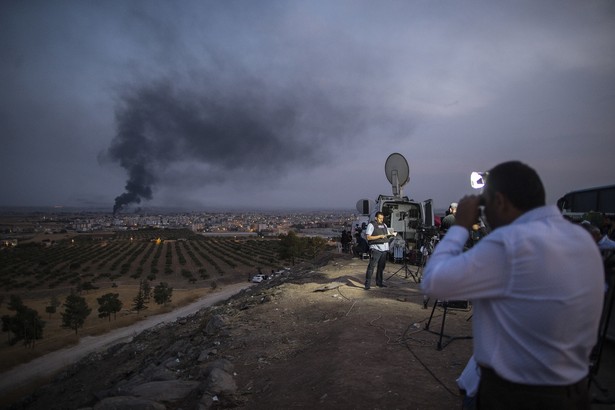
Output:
[598, 234, 615, 251]
[422, 205, 604, 385]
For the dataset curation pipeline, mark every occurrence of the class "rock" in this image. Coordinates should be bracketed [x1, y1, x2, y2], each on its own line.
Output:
[150, 367, 178, 381]
[201, 358, 234, 375]
[202, 367, 237, 395]
[204, 314, 226, 335]
[129, 380, 201, 403]
[197, 348, 218, 362]
[162, 357, 181, 370]
[93, 396, 166, 410]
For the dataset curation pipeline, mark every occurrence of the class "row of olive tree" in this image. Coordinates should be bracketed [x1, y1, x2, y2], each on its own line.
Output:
[2, 235, 284, 291]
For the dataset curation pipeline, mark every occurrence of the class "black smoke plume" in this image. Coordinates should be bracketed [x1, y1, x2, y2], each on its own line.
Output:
[105, 76, 362, 214]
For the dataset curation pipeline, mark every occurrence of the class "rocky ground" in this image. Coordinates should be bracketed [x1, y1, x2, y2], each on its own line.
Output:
[3, 253, 614, 410]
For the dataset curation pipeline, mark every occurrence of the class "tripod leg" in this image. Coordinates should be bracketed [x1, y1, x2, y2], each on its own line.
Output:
[425, 299, 438, 330]
[437, 305, 448, 350]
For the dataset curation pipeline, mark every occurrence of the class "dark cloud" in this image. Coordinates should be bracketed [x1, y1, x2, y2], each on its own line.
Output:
[103, 72, 399, 213]
[2, 1, 614, 210]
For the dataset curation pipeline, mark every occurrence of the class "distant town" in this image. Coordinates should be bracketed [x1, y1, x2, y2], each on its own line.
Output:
[0, 207, 362, 244]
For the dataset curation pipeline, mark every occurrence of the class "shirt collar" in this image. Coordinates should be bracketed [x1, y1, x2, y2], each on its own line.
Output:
[511, 205, 561, 225]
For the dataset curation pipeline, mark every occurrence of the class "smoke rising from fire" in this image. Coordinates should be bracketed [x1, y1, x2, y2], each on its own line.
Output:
[105, 75, 388, 214]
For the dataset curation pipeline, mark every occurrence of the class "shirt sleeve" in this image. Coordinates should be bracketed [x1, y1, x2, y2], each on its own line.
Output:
[598, 235, 615, 250]
[421, 226, 510, 300]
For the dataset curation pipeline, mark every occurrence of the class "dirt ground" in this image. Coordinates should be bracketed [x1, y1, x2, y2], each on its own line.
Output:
[223, 255, 475, 409]
[3, 252, 614, 409]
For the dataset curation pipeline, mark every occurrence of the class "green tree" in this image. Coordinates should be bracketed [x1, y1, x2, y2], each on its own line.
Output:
[44, 305, 56, 319]
[61, 292, 92, 334]
[80, 281, 99, 293]
[1, 296, 45, 347]
[19, 307, 45, 348]
[141, 280, 152, 302]
[97, 293, 123, 322]
[278, 231, 301, 265]
[304, 236, 328, 261]
[153, 282, 173, 306]
[45, 295, 61, 319]
[8, 294, 24, 312]
[1, 315, 11, 344]
[132, 284, 148, 315]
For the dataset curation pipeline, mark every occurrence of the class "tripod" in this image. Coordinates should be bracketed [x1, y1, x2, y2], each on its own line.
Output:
[425, 299, 473, 350]
[387, 240, 418, 282]
[387, 213, 420, 282]
[589, 255, 615, 404]
[413, 227, 439, 287]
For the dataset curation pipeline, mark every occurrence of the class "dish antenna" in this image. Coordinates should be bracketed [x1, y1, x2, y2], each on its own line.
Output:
[356, 198, 374, 215]
[385, 153, 410, 197]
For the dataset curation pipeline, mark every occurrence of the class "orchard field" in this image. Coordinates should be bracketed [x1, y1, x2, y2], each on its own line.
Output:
[0, 228, 300, 372]
[1, 228, 284, 293]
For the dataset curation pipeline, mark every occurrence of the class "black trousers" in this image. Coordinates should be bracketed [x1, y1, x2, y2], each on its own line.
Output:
[477, 366, 590, 410]
[365, 249, 387, 287]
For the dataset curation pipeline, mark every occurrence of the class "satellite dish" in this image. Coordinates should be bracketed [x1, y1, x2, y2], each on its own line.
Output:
[356, 199, 374, 215]
[384, 153, 410, 197]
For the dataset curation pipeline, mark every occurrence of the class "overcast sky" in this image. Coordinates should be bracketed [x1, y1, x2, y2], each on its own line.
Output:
[2, 1, 614, 213]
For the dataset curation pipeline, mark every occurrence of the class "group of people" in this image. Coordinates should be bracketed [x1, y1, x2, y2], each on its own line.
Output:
[361, 160, 609, 409]
[582, 220, 615, 251]
[340, 229, 353, 253]
[339, 225, 370, 257]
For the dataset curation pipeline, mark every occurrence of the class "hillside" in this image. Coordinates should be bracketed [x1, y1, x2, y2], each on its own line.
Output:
[3, 253, 614, 409]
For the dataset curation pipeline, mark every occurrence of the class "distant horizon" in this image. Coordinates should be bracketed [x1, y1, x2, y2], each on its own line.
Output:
[0, 204, 357, 214]
[0, 204, 454, 217]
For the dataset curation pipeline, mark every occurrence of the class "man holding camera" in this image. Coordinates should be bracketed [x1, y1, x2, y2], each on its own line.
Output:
[422, 161, 604, 409]
[440, 202, 458, 232]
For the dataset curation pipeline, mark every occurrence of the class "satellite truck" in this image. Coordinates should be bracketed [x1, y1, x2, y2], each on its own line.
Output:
[556, 184, 615, 222]
[352, 153, 436, 260]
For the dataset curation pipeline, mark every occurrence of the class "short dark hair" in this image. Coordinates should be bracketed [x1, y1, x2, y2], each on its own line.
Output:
[375, 211, 384, 218]
[486, 161, 545, 211]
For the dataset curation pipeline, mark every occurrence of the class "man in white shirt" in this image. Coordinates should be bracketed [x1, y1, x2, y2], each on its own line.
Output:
[582, 222, 615, 251]
[422, 161, 604, 409]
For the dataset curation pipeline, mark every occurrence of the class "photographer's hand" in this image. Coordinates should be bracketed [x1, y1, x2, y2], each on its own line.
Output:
[455, 195, 482, 231]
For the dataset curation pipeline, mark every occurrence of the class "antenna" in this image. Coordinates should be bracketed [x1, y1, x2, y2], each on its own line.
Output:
[384, 153, 410, 197]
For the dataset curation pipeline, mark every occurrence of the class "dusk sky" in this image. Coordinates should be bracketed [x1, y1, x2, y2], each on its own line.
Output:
[2, 1, 614, 212]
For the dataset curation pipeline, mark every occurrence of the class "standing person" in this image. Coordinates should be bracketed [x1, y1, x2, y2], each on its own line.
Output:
[440, 202, 458, 232]
[421, 161, 604, 409]
[340, 230, 350, 253]
[582, 221, 615, 251]
[364, 211, 392, 289]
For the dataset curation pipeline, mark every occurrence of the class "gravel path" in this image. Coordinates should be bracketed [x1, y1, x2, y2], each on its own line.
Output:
[0, 282, 252, 397]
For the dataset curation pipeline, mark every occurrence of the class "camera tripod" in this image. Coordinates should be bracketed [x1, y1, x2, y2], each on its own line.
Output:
[413, 227, 440, 285]
[387, 214, 422, 283]
[387, 241, 420, 282]
[589, 256, 615, 404]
